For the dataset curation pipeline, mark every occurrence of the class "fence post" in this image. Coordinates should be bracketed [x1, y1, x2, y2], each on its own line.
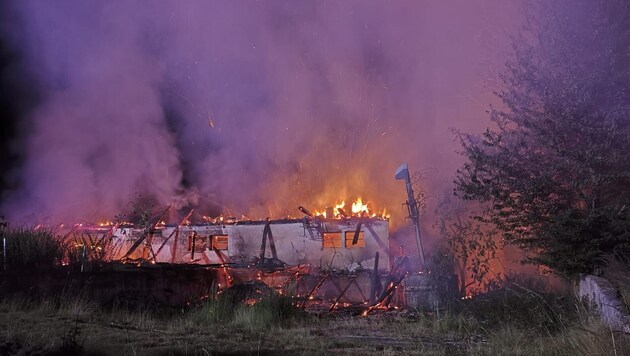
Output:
[2, 237, 6, 271]
[81, 245, 86, 272]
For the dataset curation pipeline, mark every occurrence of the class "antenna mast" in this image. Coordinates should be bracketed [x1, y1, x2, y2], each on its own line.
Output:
[395, 163, 425, 269]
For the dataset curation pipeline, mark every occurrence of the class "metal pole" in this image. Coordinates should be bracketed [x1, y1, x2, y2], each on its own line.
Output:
[395, 163, 426, 269]
[411, 215, 425, 268]
[2, 237, 6, 271]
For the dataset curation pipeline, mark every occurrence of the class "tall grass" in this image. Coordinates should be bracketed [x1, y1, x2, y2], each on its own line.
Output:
[441, 273, 630, 355]
[602, 255, 630, 311]
[0, 292, 97, 320]
[454, 275, 575, 335]
[188, 292, 304, 331]
[1, 227, 68, 270]
[474, 303, 630, 355]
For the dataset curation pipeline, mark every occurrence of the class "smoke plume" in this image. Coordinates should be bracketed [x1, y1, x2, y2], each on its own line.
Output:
[0, 1, 523, 224]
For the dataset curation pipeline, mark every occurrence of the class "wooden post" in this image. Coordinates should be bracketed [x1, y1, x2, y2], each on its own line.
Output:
[259, 224, 268, 261]
[370, 251, 381, 304]
[170, 227, 179, 263]
[190, 232, 196, 261]
[352, 222, 363, 245]
[266, 222, 278, 259]
[155, 209, 194, 259]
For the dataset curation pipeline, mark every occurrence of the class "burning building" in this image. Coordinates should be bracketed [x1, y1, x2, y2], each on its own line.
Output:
[111, 215, 390, 272]
[52, 167, 448, 312]
[56, 199, 409, 312]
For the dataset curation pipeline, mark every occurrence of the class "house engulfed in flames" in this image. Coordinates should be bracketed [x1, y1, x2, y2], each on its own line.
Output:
[66, 197, 438, 311]
[114, 214, 390, 272]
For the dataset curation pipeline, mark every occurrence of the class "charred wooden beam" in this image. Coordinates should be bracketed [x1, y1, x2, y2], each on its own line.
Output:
[352, 222, 363, 245]
[298, 206, 313, 217]
[199, 250, 211, 264]
[155, 209, 194, 258]
[170, 227, 179, 263]
[266, 223, 278, 260]
[190, 231, 197, 261]
[370, 251, 381, 304]
[121, 205, 171, 260]
[212, 247, 227, 264]
[259, 220, 279, 263]
[330, 277, 357, 311]
[259, 222, 268, 260]
[302, 271, 331, 308]
[352, 278, 368, 302]
[363, 256, 410, 315]
[363, 223, 390, 255]
[302, 217, 321, 241]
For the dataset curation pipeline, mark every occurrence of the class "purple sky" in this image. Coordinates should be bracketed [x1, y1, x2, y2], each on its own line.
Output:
[1, 1, 524, 224]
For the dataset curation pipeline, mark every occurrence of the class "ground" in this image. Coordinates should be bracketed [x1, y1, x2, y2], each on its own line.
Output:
[2, 289, 630, 355]
[1, 305, 472, 355]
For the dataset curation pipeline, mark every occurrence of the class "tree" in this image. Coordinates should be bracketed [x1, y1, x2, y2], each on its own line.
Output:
[455, 0, 630, 277]
[434, 195, 497, 296]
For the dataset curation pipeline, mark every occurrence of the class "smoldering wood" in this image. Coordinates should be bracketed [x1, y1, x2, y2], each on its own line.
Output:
[370, 251, 381, 304]
[298, 206, 313, 217]
[170, 228, 179, 263]
[266, 223, 278, 260]
[352, 222, 362, 245]
[302, 271, 331, 308]
[213, 247, 227, 264]
[258, 220, 281, 265]
[363, 223, 389, 255]
[190, 231, 197, 261]
[122, 205, 171, 260]
[353, 278, 368, 301]
[364, 256, 410, 314]
[155, 209, 194, 258]
[302, 217, 321, 241]
[329, 276, 358, 311]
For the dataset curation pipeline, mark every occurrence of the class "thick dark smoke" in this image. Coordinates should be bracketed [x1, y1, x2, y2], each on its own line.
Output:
[0, 1, 523, 224]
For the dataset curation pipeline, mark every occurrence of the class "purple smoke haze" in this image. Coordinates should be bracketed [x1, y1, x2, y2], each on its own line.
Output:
[1, 1, 524, 224]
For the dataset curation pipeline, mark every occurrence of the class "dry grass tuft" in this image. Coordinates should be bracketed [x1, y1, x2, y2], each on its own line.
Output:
[602, 256, 630, 311]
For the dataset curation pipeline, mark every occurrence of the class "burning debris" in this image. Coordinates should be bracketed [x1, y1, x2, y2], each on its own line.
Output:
[2, 165, 457, 313]
[43, 196, 403, 312]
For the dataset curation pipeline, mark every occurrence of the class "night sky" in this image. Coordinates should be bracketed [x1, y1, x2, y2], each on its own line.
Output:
[0, 4, 35, 207]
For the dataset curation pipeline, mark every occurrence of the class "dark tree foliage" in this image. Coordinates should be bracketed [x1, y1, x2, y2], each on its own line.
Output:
[455, 1, 630, 277]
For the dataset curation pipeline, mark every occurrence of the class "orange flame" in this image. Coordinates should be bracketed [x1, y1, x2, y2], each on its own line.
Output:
[351, 198, 368, 216]
[312, 197, 389, 219]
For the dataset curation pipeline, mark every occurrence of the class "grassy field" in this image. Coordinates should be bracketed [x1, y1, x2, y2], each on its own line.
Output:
[2, 284, 630, 356]
[2, 227, 630, 355]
